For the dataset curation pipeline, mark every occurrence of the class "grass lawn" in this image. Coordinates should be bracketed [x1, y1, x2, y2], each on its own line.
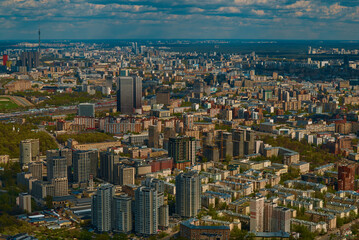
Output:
[0, 97, 19, 111]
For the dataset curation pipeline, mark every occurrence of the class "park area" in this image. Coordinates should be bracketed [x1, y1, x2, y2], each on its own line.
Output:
[0, 97, 19, 111]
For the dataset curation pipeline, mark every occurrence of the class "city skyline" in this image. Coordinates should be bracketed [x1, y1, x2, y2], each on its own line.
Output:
[0, 0, 358, 40]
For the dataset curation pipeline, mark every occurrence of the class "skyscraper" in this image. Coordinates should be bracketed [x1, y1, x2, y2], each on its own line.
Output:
[117, 76, 142, 114]
[175, 171, 201, 218]
[134, 186, 158, 235]
[92, 184, 115, 232]
[47, 156, 67, 182]
[112, 194, 132, 233]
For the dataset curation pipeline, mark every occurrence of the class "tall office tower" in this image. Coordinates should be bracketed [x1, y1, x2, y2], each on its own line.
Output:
[175, 171, 201, 218]
[117, 76, 142, 114]
[73, 150, 98, 184]
[168, 136, 196, 169]
[78, 103, 95, 117]
[156, 90, 170, 105]
[112, 194, 132, 233]
[20, 139, 40, 166]
[250, 196, 265, 232]
[47, 156, 67, 181]
[272, 206, 291, 232]
[338, 165, 355, 191]
[18, 193, 32, 213]
[52, 177, 68, 197]
[215, 131, 233, 161]
[113, 164, 135, 186]
[28, 162, 43, 180]
[134, 186, 158, 235]
[148, 125, 160, 148]
[100, 151, 119, 183]
[20, 51, 39, 69]
[92, 184, 115, 232]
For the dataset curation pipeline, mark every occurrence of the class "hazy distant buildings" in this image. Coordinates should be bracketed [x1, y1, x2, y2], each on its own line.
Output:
[20, 51, 39, 69]
[117, 76, 142, 114]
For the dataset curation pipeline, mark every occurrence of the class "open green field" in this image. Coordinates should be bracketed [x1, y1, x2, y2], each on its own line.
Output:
[0, 97, 19, 111]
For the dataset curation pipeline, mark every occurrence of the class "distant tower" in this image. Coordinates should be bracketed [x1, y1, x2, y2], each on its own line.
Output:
[38, 28, 41, 55]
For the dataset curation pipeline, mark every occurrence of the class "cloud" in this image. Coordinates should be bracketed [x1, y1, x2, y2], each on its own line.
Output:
[0, 0, 358, 39]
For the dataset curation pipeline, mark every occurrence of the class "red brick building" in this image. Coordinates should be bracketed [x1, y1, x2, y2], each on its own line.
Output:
[338, 165, 355, 191]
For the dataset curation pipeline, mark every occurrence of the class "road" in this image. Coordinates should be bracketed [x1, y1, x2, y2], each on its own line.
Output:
[0, 100, 116, 120]
[316, 218, 359, 240]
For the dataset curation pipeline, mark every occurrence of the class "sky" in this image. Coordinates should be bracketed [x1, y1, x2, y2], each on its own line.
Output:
[0, 0, 359, 40]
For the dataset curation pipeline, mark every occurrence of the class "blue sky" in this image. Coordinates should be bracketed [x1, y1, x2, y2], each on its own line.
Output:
[0, 0, 359, 40]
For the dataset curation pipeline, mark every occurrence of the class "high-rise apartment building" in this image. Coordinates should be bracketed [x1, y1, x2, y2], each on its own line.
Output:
[114, 164, 135, 186]
[20, 139, 40, 166]
[233, 129, 255, 158]
[168, 136, 196, 169]
[250, 196, 265, 232]
[148, 125, 160, 148]
[100, 151, 119, 183]
[73, 150, 98, 184]
[92, 184, 115, 232]
[51, 177, 68, 197]
[18, 193, 32, 213]
[251, 198, 291, 233]
[215, 131, 233, 161]
[112, 194, 132, 233]
[175, 171, 201, 218]
[78, 103, 95, 118]
[338, 164, 355, 191]
[134, 186, 158, 235]
[20, 51, 39, 69]
[47, 156, 67, 182]
[28, 162, 43, 180]
[117, 76, 142, 114]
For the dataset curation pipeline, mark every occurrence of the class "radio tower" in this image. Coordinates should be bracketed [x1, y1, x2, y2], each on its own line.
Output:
[38, 28, 41, 56]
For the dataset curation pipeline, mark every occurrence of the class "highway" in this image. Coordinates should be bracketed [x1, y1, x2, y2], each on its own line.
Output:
[0, 100, 116, 120]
